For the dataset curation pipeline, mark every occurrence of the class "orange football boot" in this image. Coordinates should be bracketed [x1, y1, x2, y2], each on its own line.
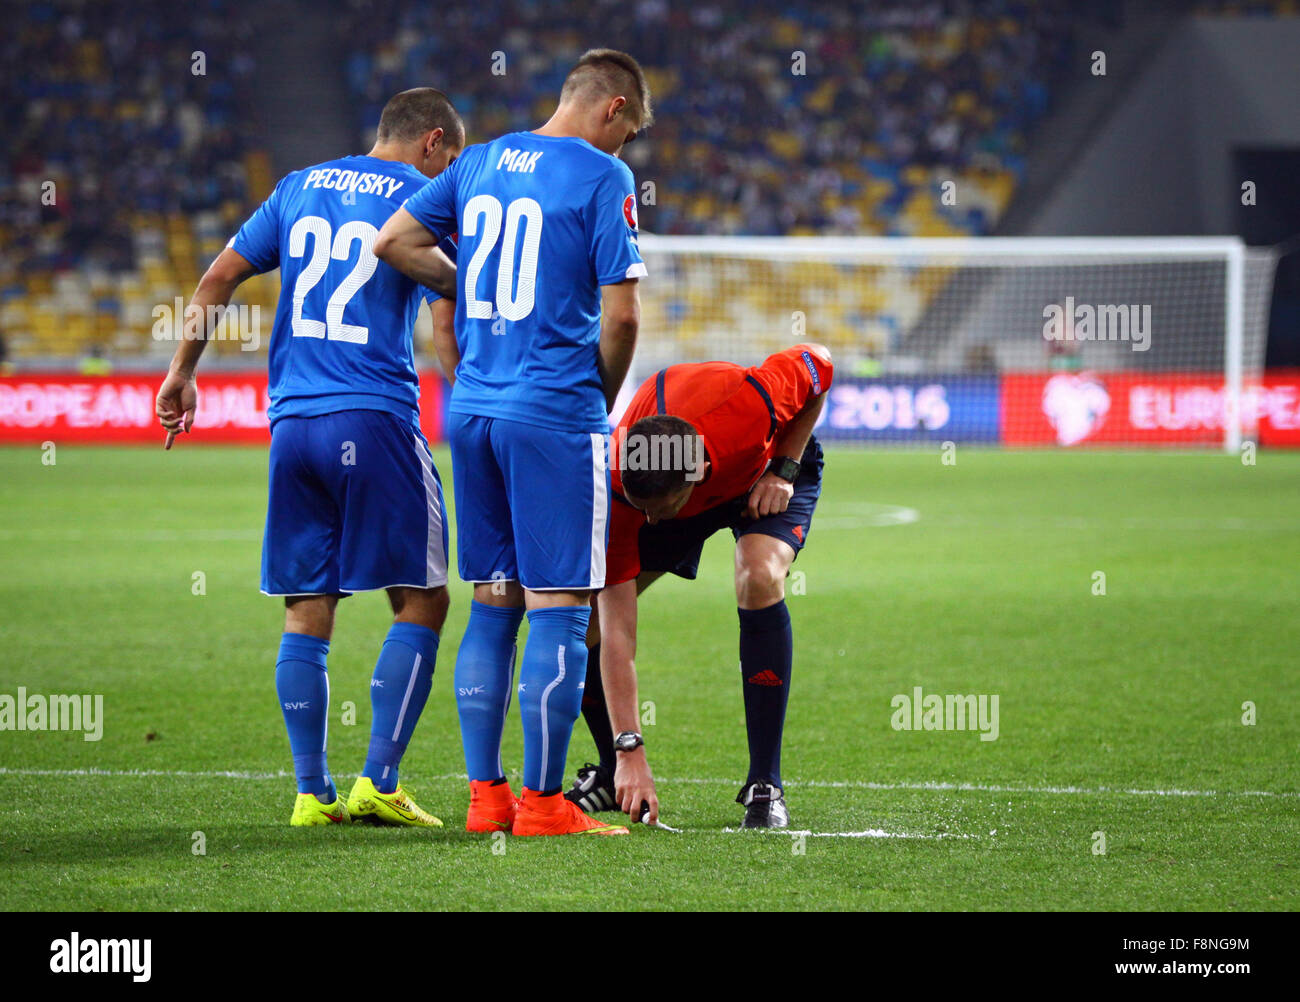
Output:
[466, 779, 518, 833]
[512, 788, 629, 836]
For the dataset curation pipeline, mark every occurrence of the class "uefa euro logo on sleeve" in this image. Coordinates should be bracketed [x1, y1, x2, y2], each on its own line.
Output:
[801, 350, 822, 394]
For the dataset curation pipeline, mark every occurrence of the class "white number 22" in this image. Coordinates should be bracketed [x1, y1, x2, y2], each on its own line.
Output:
[287, 215, 379, 344]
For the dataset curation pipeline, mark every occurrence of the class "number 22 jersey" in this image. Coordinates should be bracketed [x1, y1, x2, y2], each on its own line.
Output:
[230, 154, 446, 427]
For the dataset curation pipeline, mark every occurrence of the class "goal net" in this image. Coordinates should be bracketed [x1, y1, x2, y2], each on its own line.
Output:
[632, 236, 1277, 452]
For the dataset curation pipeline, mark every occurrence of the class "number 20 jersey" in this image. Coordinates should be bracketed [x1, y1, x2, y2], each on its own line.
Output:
[230, 155, 442, 427]
[402, 133, 647, 435]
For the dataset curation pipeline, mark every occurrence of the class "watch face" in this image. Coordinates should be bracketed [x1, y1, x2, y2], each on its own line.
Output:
[774, 458, 800, 481]
[616, 732, 641, 751]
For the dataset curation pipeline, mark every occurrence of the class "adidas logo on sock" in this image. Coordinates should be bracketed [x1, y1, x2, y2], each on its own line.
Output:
[747, 670, 784, 686]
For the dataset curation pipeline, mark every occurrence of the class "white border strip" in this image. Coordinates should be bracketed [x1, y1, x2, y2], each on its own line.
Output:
[589, 432, 608, 589]
[415, 436, 449, 588]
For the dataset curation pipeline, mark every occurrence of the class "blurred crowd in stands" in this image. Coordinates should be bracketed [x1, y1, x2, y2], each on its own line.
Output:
[2, 1, 259, 273]
[0, 0, 265, 360]
[339, 0, 1075, 237]
[2, 0, 1292, 362]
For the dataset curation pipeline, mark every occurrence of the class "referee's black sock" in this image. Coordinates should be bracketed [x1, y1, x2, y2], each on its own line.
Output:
[739, 600, 793, 788]
[580, 642, 618, 773]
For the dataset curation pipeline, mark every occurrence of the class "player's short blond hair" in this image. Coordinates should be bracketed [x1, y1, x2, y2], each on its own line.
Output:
[560, 49, 653, 130]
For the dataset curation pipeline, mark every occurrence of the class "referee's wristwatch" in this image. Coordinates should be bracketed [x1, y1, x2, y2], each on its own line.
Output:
[767, 456, 801, 483]
[614, 731, 645, 753]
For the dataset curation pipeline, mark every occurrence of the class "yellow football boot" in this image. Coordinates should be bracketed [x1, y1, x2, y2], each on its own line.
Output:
[290, 791, 351, 826]
[346, 776, 443, 827]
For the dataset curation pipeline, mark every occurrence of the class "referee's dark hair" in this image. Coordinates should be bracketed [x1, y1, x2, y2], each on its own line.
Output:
[620, 415, 703, 499]
[377, 88, 465, 146]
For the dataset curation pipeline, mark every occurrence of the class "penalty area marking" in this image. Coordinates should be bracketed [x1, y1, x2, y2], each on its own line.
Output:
[815, 502, 919, 531]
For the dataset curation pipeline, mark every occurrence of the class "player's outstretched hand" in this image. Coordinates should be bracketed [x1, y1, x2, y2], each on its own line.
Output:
[156, 370, 197, 450]
[615, 749, 659, 825]
[746, 470, 794, 520]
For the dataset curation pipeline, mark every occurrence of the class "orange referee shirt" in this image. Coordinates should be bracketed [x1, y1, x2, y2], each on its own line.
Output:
[607, 345, 833, 586]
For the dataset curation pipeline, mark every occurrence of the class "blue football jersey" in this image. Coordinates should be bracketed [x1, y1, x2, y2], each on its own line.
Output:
[402, 133, 646, 433]
[230, 155, 446, 426]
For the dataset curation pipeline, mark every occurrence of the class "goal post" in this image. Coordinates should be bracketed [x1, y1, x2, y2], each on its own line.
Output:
[632, 235, 1275, 452]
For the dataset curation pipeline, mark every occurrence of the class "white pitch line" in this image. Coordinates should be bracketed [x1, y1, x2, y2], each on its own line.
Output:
[914, 514, 1299, 532]
[0, 767, 298, 780]
[664, 776, 1300, 798]
[5, 513, 1292, 542]
[0, 767, 1294, 799]
[0, 528, 260, 542]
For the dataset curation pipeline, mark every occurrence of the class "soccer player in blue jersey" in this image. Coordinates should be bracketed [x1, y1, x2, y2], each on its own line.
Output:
[374, 50, 650, 836]
[155, 89, 462, 827]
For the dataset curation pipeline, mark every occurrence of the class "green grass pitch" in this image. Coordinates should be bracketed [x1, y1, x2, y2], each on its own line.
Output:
[1, 444, 1297, 911]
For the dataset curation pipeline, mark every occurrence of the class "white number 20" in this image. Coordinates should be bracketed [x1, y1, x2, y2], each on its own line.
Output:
[461, 195, 543, 323]
[287, 215, 379, 344]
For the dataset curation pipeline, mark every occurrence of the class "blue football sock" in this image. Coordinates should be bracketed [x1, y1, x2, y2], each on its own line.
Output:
[519, 605, 591, 794]
[275, 632, 334, 801]
[362, 621, 439, 794]
[454, 601, 525, 782]
[739, 601, 793, 788]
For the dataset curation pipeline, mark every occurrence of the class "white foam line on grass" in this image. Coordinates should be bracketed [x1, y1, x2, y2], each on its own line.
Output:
[719, 827, 973, 839]
[1, 767, 1295, 799]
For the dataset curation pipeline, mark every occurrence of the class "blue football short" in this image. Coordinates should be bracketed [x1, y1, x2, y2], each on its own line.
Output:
[261, 409, 449, 596]
[447, 412, 609, 591]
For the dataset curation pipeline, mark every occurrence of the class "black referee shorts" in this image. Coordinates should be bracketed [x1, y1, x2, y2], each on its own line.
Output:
[635, 436, 824, 581]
